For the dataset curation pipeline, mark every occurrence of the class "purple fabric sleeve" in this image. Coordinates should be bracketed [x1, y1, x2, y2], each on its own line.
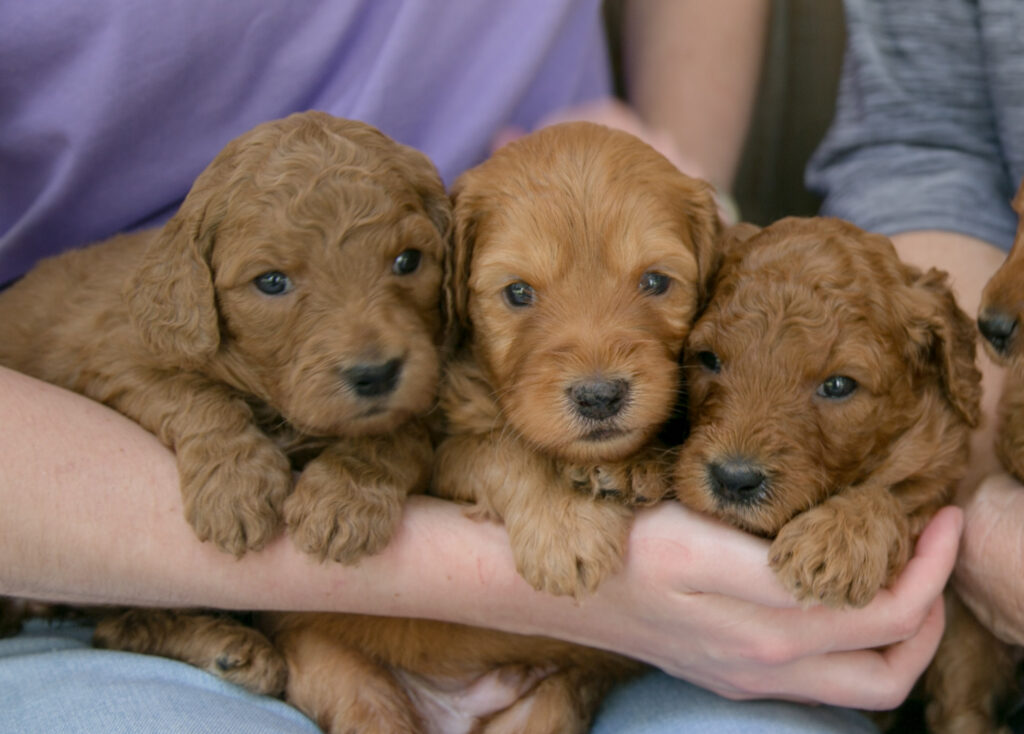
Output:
[0, 0, 610, 282]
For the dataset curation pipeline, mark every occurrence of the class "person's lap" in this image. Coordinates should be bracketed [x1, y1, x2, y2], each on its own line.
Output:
[0, 620, 877, 734]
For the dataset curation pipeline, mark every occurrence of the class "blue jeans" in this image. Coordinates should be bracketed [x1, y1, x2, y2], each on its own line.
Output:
[0, 620, 878, 733]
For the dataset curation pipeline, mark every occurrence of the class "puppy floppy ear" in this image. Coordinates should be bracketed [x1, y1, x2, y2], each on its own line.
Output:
[444, 173, 482, 351]
[678, 178, 724, 309]
[903, 267, 983, 427]
[125, 200, 221, 367]
[406, 151, 453, 243]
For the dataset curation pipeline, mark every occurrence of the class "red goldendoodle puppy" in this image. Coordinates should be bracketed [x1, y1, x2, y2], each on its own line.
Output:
[0, 111, 452, 689]
[432, 121, 720, 598]
[0, 110, 450, 561]
[677, 217, 1016, 733]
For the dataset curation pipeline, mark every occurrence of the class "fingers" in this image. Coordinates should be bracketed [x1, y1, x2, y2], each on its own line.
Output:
[646, 502, 961, 647]
[747, 595, 947, 711]
[790, 504, 961, 656]
[636, 503, 962, 709]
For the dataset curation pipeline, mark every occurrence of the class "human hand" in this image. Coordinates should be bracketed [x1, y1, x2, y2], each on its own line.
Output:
[568, 501, 962, 711]
[954, 471, 1024, 647]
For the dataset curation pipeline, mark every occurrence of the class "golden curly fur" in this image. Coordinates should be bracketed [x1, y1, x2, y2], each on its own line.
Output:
[434, 121, 721, 597]
[0, 112, 452, 680]
[250, 122, 722, 734]
[676, 217, 1015, 733]
[0, 111, 451, 560]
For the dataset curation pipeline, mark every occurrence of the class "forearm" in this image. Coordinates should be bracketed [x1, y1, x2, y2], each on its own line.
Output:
[0, 365, 961, 709]
[0, 365, 533, 616]
[621, 0, 769, 191]
[0, 365, 647, 643]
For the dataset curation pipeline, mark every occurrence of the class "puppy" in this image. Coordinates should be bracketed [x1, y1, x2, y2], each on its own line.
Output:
[0, 111, 452, 689]
[0, 110, 449, 560]
[676, 217, 1015, 733]
[256, 122, 722, 733]
[434, 120, 720, 597]
[978, 183, 1024, 478]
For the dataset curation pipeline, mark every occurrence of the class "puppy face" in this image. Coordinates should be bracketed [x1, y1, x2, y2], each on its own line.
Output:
[979, 182, 1024, 363]
[450, 122, 719, 463]
[676, 218, 980, 535]
[127, 112, 452, 437]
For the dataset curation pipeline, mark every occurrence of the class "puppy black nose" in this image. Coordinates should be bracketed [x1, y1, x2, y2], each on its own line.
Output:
[342, 358, 403, 398]
[708, 459, 767, 504]
[568, 378, 629, 420]
[978, 310, 1018, 354]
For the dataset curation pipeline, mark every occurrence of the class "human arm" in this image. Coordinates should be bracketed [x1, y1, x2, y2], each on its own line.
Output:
[492, 0, 768, 221]
[620, 0, 769, 193]
[805, 1, 1020, 250]
[0, 363, 958, 709]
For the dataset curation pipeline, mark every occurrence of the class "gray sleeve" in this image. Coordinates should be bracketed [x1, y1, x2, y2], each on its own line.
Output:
[805, 0, 1019, 250]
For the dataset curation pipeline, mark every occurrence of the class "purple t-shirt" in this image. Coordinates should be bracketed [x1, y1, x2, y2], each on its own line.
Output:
[0, 0, 610, 283]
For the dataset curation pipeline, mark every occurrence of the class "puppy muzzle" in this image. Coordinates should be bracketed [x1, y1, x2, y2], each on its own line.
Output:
[978, 308, 1018, 356]
[706, 456, 769, 506]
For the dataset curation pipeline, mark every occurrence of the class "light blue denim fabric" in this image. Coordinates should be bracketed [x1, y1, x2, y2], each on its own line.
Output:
[0, 620, 878, 733]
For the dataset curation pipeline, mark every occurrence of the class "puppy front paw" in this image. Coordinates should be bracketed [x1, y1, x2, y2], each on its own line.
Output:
[180, 436, 291, 556]
[566, 452, 672, 506]
[511, 499, 631, 597]
[768, 501, 907, 608]
[284, 456, 404, 564]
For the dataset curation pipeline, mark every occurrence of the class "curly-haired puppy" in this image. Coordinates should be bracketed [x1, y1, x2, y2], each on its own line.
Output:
[433, 120, 720, 597]
[677, 217, 1015, 733]
[253, 122, 722, 733]
[0, 111, 451, 688]
[0, 110, 449, 559]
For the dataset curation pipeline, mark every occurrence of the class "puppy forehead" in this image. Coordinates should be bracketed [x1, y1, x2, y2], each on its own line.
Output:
[214, 181, 440, 280]
[474, 204, 697, 281]
[695, 243, 905, 385]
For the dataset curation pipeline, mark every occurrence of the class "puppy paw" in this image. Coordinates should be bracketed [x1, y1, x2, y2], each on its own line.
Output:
[512, 499, 631, 597]
[768, 502, 901, 608]
[285, 461, 404, 564]
[94, 610, 287, 696]
[204, 627, 289, 696]
[567, 452, 671, 507]
[180, 437, 291, 556]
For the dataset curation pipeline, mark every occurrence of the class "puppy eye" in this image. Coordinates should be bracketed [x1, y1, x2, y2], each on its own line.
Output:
[640, 271, 671, 296]
[253, 271, 292, 295]
[503, 281, 536, 308]
[697, 350, 721, 373]
[817, 375, 858, 399]
[392, 249, 422, 275]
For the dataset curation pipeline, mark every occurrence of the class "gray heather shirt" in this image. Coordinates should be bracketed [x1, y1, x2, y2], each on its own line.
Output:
[805, 0, 1024, 251]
